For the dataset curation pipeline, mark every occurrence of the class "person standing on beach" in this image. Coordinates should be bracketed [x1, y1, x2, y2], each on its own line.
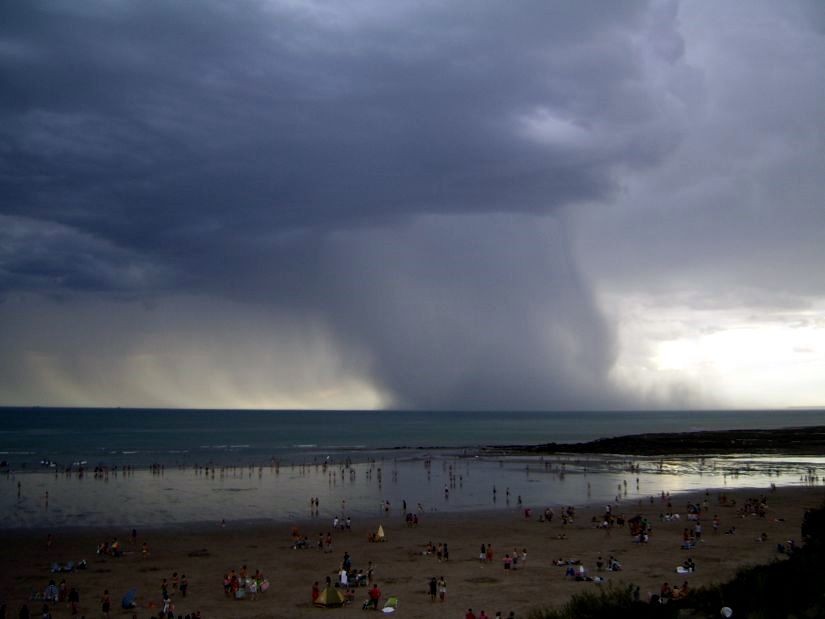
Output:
[68, 587, 79, 615]
[367, 584, 381, 609]
[428, 577, 437, 601]
[100, 590, 110, 619]
[438, 576, 446, 602]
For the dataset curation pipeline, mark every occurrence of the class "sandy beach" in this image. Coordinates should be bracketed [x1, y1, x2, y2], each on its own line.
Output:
[2, 484, 823, 619]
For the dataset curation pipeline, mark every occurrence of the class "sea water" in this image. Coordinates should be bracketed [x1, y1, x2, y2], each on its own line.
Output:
[1, 408, 824, 529]
[3, 408, 825, 469]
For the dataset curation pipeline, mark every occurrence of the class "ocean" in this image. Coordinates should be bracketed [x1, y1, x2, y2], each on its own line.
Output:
[3, 408, 825, 469]
[2, 408, 824, 529]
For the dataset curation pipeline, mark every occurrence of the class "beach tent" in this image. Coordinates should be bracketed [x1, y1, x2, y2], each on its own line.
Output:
[313, 586, 346, 608]
[375, 525, 386, 541]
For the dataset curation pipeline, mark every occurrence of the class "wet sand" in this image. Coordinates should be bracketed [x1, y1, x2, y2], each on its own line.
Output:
[2, 484, 823, 618]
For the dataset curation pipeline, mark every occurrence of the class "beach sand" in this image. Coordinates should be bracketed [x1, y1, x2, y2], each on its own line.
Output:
[2, 485, 823, 618]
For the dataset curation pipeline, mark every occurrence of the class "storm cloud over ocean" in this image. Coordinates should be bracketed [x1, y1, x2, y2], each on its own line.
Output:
[2, 1, 824, 409]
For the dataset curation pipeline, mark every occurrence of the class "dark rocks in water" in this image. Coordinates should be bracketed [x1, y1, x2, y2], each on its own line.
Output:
[501, 426, 825, 456]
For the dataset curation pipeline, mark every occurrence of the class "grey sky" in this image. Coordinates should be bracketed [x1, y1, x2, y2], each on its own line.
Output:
[1, 1, 823, 409]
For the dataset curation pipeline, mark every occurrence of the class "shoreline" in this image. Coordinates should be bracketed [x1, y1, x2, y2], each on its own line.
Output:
[4, 425, 825, 532]
[3, 479, 820, 535]
[4, 424, 825, 474]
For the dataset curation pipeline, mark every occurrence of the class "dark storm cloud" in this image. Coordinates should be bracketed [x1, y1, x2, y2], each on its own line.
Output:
[9, 0, 786, 409]
[317, 215, 626, 410]
[574, 0, 825, 306]
[1, 1, 660, 260]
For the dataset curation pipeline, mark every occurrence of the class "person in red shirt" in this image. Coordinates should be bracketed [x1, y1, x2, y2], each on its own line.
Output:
[368, 584, 381, 609]
[311, 581, 320, 602]
[466, 609, 477, 619]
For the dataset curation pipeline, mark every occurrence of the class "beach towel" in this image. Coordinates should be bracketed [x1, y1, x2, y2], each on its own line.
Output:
[676, 566, 690, 574]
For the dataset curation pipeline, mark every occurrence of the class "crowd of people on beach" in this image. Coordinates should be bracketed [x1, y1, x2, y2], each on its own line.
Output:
[222, 565, 268, 601]
[4, 445, 811, 619]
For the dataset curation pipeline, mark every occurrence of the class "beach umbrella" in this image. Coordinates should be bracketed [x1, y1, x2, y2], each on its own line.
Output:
[121, 589, 137, 609]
